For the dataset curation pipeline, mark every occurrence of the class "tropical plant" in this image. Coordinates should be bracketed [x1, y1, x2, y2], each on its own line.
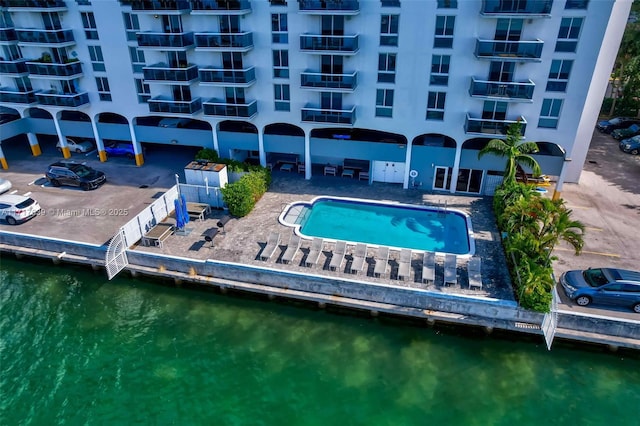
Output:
[478, 121, 541, 185]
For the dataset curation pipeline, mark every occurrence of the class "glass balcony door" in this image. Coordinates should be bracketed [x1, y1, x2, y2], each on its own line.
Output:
[433, 166, 452, 191]
[321, 55, 343, 74]
[482, 100, 507, 120]
[172, 85, 192, 101]
[162, 15, 183, 33]
[43, 12, 62, 30]
[495, 18, 522, 41]
[321, 92, 342, 110]
[225, 87, 246, 104]
[489, 61, 514, 82]
[220, 15, 240, 33]
[321, 15, 344, 35]
[222, 52, 243, 69]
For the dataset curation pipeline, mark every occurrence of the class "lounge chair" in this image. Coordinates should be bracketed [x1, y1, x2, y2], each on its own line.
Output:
[397, 249, 412, 280]
[373, 246, 390, 278]
[259, 232, 281, 261]
[304, 238, 324, 267]
[422, 251, 435, 284]
[329, 240, 347, 271]
[349, 243, 368, 274]
[468, 257, 483, 290]
[281, 234, 301, 264]
[444, 254, 457, 286]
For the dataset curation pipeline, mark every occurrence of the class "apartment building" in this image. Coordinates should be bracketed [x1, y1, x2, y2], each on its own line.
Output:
[0, 0, 632, 196]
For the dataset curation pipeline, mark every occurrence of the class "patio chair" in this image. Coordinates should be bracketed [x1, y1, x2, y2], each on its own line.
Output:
[259, 232, 281, 261]
[444, 254, 457, 286]
[349, 243, 368, 274]
[373, 246, 390, 278]
[467, 257, 483, 290]
[422, 251, 435, 284]
[397, 249, 412, 280]
[281, 233, 301, 264]
[304, 238, 324, 267]
[329, 240, 347, 271]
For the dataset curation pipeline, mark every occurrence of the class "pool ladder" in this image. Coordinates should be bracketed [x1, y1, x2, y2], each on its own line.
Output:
[438, 200, 448, 216]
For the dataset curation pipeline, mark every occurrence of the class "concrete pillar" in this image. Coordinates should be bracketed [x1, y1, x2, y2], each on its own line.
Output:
[27, 133, 42, 157]
[220, 286, 228, 294]
[174, 278, 182, 286]
[449, 141, 463, 194]
[426, 318, 436, 327]
[403, 139, 413, 189]
[130, 270, 138, 278]
[484, 326, 494, 335]
[128, 122, 144, 166]
[318, 302, 326, 309]
[304, 131, 311, 180]
[552, 157, 572, 201]
[91, 117, 107, 162]
[52, 117, 70, 158]
[0, 145, 8, 169]
[258, 129, 266, 167]
[212, 124, 219, 154]
[370, 310, 379, 317]
[268, 293, 276, 300]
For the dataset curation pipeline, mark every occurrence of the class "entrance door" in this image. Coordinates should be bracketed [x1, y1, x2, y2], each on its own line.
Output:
[455, 168, 484, 194]
[372, 161, 405, 184]
[433, 166, 452, 191]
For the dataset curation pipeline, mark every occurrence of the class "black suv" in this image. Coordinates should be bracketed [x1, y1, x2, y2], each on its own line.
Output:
[45, 162, 106, 190]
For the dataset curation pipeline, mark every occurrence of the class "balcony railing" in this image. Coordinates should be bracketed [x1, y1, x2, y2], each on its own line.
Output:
[4, 0, 67, 11]
[190, 0, 252, 14]
[198, 66, 256, 86]
[137, 31, 194, 49]
[129, 0, 191, 13]
[0, 58, 28, 75]
[16, 29, 75, 46]
[300, 71, 358, 91]
[26, 61, 83, 78]
[36, 90, 90, 108]
[481, 0, 553, 17]
[298, 0, 360, 14]
[203, 99, 258, 119]
[475, 39, 543, 61]
[194, 32, 253, 51]
[0, 27, 18, 42]
[300, 34, 359, 54]
[142, 63, 199, 83]
[464, 113, 527, 136]
[301, 104, 356, 125]
[148, 96, 203, 114]
[0, 87, 38, 104]
[469, 77, 535, 101]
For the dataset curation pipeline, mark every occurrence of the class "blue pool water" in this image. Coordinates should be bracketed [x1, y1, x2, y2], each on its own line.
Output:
[285, 197, 472, 254]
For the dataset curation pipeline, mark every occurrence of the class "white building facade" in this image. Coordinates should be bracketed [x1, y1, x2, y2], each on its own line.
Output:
[0, 0, 632, 195]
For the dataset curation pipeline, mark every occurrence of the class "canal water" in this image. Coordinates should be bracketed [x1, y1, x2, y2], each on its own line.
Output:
[1, 257, 639, 426]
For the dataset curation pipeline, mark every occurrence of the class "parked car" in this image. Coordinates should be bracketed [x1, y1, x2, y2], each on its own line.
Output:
[611, 124, 640, 140]
[560, 267, 640, 313]
[0, 194, 41, 225]
[619, 135, 640, 155]
[104, 142, 135, 159]
[56, 137, 95, 154]
[596, 117, 638, 133]
[0, 177, 12, 194]
[45, 161, 106, 190]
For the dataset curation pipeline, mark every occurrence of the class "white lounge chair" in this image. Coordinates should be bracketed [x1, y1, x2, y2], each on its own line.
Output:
[468, 257, 483, 290]
[329, 240, 347, 271]
[281, 234, 301, 264]
[304, 238, 324, 267]
[349, 243, 368, 274]
[373, 246, 390, 278]
[444, 254, 457, 286]
[260, 232, 281, 261]
[422, 251, 435, 284]
[397, 249, 412, 280]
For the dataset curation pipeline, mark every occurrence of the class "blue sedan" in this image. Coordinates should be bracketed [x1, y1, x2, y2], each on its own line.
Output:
[104, 142, 135, 159]
[560, 268, 640, 313]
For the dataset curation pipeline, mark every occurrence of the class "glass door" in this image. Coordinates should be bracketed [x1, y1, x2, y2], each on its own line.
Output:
[433, 166, 452, 191]
[455, 169, 484, 193]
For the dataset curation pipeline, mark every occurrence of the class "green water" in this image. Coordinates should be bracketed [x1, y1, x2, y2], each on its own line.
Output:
[1, 257, 639, 426]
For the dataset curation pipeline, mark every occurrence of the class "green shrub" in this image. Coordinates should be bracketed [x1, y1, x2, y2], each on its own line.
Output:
[221, 179, 255, 217]
[195, 148, 219, 162]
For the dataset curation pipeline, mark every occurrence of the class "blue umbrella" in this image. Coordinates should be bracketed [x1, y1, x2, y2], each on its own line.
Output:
[174, 198, 185, 230]
[180, 193, 189, 226]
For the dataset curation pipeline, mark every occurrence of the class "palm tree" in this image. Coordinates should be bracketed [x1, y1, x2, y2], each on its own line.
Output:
[537, 199, 585, 258]
[478, 121, 541, 185]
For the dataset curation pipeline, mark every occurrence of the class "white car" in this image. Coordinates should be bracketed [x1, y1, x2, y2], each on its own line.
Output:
[0, 194, 41, 225]
[0, 177, 11, 194]
[56, 137, 95, 154]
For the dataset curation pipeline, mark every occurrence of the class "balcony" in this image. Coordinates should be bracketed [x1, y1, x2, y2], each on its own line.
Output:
[0, 27, 18, 43]
[0, 87, 38, 105]
[198, 66, 256, 86]
[475, 39, 543, 62]
[142, 63, 199, 84]
[36, 90, 90, 108]
[148, 96, 203, 114]
[194, 32, 253, 52]
[0, 58, 28, 75]
[129, 0, 191, 14]
[4, 0, 67, 12]
[300, 71, 358, 91]
[16, 29, 75, 47]
[301, 104, 356, 126]
[481, 0, 553, 17]
[300, 34, 359, 55]
[137, 31, 194, 50]
[26, 60, 83, 79]
[203, 99, 257, 119]
[190, 0, 252, 15]
[469, 77, 535, 102]
[298, 0, 360, 15]
[464, 113, 527, 136]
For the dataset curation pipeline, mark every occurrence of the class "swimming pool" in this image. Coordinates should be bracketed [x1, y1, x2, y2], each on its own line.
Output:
[279, 196, 474, 255]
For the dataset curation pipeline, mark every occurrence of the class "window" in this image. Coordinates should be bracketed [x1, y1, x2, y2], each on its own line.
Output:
[426, 91, 446, 120]
[95, 77, 111, 101]
[81, 12, 98, 40]
[273, 49, 289, 78]
[565, 0, 588, 9]
[555, 17, 583, 53]
[129, 47, 145, 73]
[430, 55, 450, 86]
[122, 12, 139, 42]
[88, 45, 105, 72]
[539, 99, 563, 128]
[380, 0, 400, 7]
[135, 78, 150, 103]
[437, 0, 457, 8]
[380, 15, 399, 46]
[270, 0, 287, 5]
[376, 89, 394, 117]
[482, 100, 507, 120]
[378, 53, 396, 83]
[547, 59, 573, 92]
[434, 16, 455, 48]
[274, 84, 290, 111]
[271, 13, 288, 44]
